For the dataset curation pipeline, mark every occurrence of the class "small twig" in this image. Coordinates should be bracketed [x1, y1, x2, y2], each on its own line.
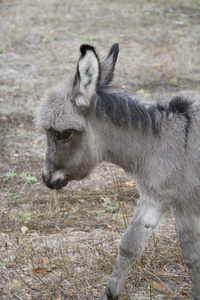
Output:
[149, 281, 153, 300]
[55, 190, 60, 212]
[92, 238, 108, 246]
[175, 227, 182, 264]
[29, 244, 50, 288]
[175, 226, 189, 275]
[45, 204, 49, 256]
[108, 165, 129, 229]
[124, 282, 132, 300]
[10, 292, 23, 300]
[116, 179, 129, 225]
[141, 266, 175, 295]
[59, 248, 68, 275]
[49, 274, 63, 300]
[8, 254, 38, 291]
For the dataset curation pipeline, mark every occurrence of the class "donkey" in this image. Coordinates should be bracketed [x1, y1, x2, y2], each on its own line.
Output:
[36, 44, 200, 300]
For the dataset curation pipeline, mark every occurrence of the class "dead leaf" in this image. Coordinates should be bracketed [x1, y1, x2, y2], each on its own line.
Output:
[56, 297, 61, 300]
[52, 265, 57, 270]
[161, 296, 172, 299]
[11, 86, 20, 90]
[32, 138, 41, 146]
[21, 226, 28, 234]
[124, 180, 136, 187]
[42, 257, 49, 263]
[34, 267, 46, 274]
[152, 281, 165, 291]
[107, 224, 118, 231]
[10, 153, 19, 158]
[7, 264, 13, 269]
[137, 266, 143, 274]
[78, 199, 85, 204]
[66, 207, 72, 211]
[11, 281, 22, 290]
[180, 292, 188, 297]
[0, 115, 9, 121]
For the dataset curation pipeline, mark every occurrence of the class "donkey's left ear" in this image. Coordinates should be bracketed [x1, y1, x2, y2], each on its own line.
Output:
[100, 43, 119, 86]
[74, 44, 100, 107]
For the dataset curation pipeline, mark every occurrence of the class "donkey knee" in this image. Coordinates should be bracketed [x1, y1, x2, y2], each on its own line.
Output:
[119, 227, 149, 261]
[119, 245, 137, 261]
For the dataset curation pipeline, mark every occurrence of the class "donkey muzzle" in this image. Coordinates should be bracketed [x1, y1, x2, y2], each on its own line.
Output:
[42, 161, 69, 190]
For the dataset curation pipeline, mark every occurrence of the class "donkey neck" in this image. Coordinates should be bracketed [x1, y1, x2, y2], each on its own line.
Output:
[91, 88, 159, 175]
[102, 123, 150, 175]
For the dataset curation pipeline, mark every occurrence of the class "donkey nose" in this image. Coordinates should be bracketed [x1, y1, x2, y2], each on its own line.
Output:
[42, 162, 69, 190]
[42, 161, 52, 186]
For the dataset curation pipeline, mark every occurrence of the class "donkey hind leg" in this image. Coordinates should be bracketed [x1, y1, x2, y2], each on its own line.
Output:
[99, 197, 168, 300]
[172, 206, 200, 300]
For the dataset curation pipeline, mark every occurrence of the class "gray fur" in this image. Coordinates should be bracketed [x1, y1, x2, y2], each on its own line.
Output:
[36, 44, 200, 300]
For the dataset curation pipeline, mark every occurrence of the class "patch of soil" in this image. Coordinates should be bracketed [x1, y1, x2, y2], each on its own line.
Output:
[1, 0, 200, 299]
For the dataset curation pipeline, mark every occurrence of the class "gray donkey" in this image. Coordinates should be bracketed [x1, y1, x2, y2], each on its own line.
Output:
[36, 44, 200, 300]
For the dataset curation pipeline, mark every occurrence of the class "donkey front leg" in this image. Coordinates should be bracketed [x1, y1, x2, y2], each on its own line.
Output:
[172, 205, 200, 300]
[99, 197, 167, 300]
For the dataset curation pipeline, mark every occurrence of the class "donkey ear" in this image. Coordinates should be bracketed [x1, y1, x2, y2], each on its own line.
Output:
[100, 43, 119, 86]
[74, 44, 100, 107]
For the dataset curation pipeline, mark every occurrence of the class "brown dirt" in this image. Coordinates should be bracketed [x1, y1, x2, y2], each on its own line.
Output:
[1, 0, 200, 299]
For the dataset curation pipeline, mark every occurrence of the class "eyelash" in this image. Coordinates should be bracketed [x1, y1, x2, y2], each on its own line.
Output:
[57, 130, 73, 141]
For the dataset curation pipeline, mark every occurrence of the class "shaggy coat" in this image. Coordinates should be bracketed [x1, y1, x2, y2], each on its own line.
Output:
[37, 44, 200, 300]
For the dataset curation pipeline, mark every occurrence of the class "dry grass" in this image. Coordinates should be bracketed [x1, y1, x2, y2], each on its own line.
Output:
[1, 0, 200, 299]
[0, 175, 192, 299]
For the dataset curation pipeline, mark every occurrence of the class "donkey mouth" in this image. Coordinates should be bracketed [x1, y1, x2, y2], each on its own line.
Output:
[42, 167, 69, 190]
[48, 177, 69, 190]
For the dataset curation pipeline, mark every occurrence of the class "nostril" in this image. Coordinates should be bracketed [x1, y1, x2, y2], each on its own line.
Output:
[42, 169, 51, 185]
[42, 161, 52, 186]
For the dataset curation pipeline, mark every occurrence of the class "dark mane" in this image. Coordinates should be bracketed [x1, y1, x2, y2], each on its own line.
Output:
[96, 89, 157, 132]
[95, 89, 192, 136]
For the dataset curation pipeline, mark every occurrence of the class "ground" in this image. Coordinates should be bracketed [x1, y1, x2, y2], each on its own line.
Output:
[1, 0, 200, 299]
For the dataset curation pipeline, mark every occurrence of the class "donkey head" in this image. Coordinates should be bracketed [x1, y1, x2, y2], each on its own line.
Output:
[36, 43, 119, 190]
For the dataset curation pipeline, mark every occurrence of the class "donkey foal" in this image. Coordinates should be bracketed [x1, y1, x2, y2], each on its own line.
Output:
[37, 44, 200, 300]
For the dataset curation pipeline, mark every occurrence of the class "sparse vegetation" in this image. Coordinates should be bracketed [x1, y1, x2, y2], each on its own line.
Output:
[12, 212, 32, 226]
[102, 197, 119, 212]
[0, 170, 17, 181]
[0, 171, 37, 185]
[19, 172, 37, 185]
[4, 192, 21, 200]
[1, 0, 199, 299]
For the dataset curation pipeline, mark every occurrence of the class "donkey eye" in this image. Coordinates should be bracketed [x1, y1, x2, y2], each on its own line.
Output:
[57, 130, 73, 141]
